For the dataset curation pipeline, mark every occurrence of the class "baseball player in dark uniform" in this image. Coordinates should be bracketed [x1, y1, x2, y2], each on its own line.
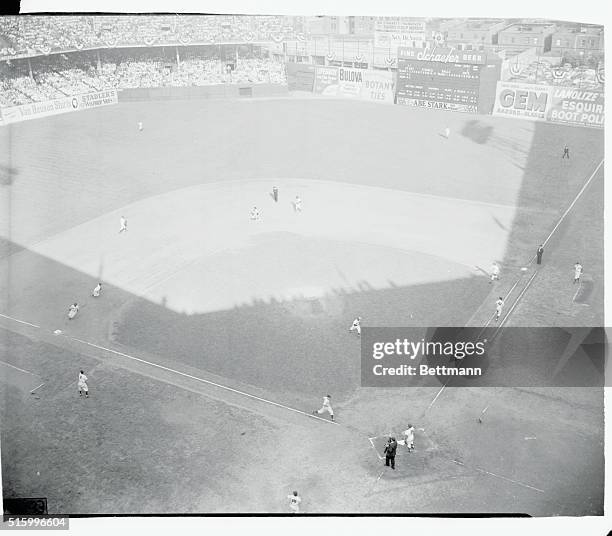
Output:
[384, 437, 398, 470]
[536, 244, 544, 265]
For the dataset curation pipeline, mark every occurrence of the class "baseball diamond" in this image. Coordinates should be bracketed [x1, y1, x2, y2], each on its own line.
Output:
[0, 12, 605, 520]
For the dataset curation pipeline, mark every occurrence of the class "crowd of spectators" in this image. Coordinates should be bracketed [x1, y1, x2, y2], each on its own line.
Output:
[504, 59, 604, 90]
[0, 15, 296, 58]
[0, 49, 288, 107]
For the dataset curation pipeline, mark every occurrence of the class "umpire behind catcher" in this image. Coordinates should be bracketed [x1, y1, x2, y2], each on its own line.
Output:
[384, 437, 398, 470]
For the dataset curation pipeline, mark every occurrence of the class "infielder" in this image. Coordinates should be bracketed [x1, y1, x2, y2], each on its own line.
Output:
[250, 206, 261, 220]
[293, 195, 302, 212]
[92, 282, 102, 297]
[287, 491, 301, 513]
[68, 303, 79, 320]
[138, 121, 143, 131]
[495, 297, 504, 321]
[573, 262, 583, 284]
[349, 316, 362, 336]
[313, 395, 334, 421]
[78, 370, 89, 398]
[119, 216, 128, 233]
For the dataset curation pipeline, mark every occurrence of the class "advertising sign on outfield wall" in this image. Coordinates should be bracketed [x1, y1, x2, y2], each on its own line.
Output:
[492, 81, 604, 128]
[397, 98, 477, 113]
[1, 89, 118, 125]
[547, 87, 604, 128]
[313, 66, 339, 94]
[314, 66, 395, 103]
[398, 46, 487, 65]
[492, 81, 550, 121]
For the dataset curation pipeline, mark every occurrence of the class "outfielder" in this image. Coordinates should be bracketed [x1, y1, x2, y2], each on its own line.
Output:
[313, 395, 334, 421]
[78, 370, 89, 398]
[119, 216, 128, 233]
[562, 144, 570, 159]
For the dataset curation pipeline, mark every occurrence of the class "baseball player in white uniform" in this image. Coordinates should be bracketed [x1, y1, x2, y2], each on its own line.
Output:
[78, 370, 89, 398]
[404, 425, 415, 452]
[313, 395, 334, 421]
[92, 283, 102, 297]
[573, 262, 583, 284]
[293, 195, 302, 212]
[495, 297, 504, 321]
[349, 316, 362, 336]
[287, 491, 302, 513]
[250, 206, 261, 220]
[138, 121, 143, 131]
[68, 303, 79, 320]
[119, 216, 128, 233]
[490, 262, 500, 282]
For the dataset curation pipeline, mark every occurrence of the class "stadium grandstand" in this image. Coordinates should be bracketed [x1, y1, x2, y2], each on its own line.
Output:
[0, 15, 604, 111]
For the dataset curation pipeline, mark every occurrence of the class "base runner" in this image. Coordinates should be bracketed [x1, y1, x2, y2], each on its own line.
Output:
[313, 395, 334, 421]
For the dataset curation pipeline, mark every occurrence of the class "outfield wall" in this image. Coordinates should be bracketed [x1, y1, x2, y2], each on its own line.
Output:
[0, 89, 118, 125]
[117, 84, 289, 102]
[287, 62, 395, 104]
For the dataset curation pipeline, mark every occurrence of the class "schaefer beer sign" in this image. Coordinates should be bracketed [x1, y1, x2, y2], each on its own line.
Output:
[398, 46, 486, 65]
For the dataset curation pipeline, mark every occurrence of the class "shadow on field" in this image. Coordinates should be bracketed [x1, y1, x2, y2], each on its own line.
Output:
[460, 120, 493, 144]
[112, 274, 492, 403]
[0, 164, 18, 186]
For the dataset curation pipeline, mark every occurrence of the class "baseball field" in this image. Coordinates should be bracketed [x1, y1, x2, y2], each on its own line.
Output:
[0, 95, 604, 515]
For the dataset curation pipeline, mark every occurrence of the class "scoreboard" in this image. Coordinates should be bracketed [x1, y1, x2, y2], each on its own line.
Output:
[397, 47, 486, 113]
